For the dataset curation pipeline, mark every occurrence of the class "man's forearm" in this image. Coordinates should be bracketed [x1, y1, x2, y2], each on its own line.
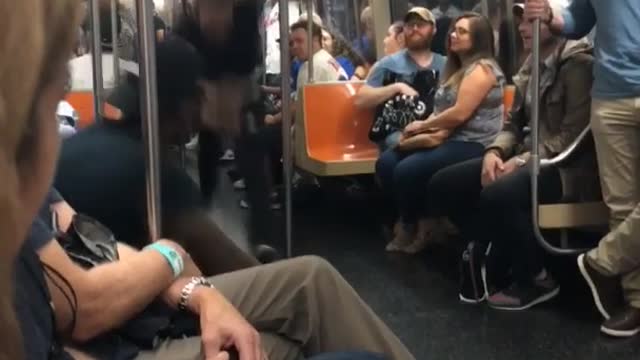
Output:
[354, 85, 397, 109]
[70, 244, 176, 341]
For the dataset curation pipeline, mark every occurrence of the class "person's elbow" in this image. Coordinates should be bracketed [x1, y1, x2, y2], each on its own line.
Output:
[71, 272, 128, 342]
[354, 87, 374, 109]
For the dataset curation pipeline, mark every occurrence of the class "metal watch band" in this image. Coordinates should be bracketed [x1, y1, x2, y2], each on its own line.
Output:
[178, 276, 215, 311]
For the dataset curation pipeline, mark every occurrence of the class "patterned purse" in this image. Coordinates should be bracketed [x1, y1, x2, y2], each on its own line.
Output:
[368, 69, 439, 143]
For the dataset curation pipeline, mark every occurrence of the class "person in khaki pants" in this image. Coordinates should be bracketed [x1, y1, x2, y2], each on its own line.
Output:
[526, 0, 640, 338]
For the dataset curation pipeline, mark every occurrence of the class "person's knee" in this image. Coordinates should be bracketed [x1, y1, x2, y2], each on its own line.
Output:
[289, 255, 341, 288]
[478, 182, 511, 210]
[392, 160, 424, 191]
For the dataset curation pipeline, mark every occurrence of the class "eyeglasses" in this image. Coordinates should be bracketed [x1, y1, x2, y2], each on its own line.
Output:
[451, 26, 470, 37]
[404, 21, 430, 30]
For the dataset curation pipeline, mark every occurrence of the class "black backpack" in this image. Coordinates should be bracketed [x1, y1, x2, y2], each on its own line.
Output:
[368, 69, 439, 143]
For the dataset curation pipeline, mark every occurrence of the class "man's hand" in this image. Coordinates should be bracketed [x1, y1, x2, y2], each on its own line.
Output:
[190, 287, 264, 360]
[394, 83, 419, 97]
[524, 0, 553, 23]
[481, 151, 504, 187]
[264, 114, 279, 125]
[496, 157, 520, 180]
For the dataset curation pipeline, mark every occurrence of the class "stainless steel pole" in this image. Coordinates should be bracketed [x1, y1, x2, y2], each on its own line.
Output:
[279, 0, 293, 257]
[505, 0, 518, 77]
[111, 0, 120, 87]
[306, 0, 314, 83]
[136, 0, 163, 241]
[480, 0, 489, 17]
[530, 18, 580, 255]
[89, 0, 104, 119]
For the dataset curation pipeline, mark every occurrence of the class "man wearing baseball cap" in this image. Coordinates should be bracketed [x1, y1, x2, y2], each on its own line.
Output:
[355, 7, 446, 150]
[525, 0, 640, 338]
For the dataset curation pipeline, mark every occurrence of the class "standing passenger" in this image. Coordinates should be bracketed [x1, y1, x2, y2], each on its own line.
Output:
[526, 0, 640, 337]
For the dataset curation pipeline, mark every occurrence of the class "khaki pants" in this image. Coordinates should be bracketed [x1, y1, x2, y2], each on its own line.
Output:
[587, 97, 640, 308]
[136, 256, 414, 360]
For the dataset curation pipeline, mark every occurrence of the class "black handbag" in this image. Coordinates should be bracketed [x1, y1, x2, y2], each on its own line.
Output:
[368, 69, 439, 143]
[53, 212, 120, 268]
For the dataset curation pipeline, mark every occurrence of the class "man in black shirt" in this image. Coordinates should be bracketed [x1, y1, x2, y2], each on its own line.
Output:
[55, 37, 259, 275]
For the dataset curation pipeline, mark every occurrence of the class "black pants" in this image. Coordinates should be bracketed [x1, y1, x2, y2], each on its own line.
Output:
[235, 122, 284, 251]
[428, 157, 563, 285]
[198, 129, 223, 202]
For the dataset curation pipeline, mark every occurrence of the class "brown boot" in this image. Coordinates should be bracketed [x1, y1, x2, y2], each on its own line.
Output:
[403, 218, 441, 254]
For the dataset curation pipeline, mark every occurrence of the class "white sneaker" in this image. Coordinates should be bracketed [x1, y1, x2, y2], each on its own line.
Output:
[220, 149, 235, 161]
[185, 135, 199, 150]
[233, 179, 246, 190]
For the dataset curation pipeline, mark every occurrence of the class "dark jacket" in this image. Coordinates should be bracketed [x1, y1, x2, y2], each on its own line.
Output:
[489, 39, 600, 201]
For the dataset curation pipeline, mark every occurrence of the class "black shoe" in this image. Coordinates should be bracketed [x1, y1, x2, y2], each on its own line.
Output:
[578, 254, 624, 320]
[488, 277, 560, 311]
[601, 307, 640, 338]
[254, 244, 281, 264]
[459, 242, 487, 304]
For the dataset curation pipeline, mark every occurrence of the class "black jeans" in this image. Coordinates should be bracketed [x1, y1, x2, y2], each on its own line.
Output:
[235, 122, 284, 251]
[428, 157, 563, 285]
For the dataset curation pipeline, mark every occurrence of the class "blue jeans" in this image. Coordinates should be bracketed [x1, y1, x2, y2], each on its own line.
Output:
[376, 140, 484, 225]
[377, 131, 402, 152]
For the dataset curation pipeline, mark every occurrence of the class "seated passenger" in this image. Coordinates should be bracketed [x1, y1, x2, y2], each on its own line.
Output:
[376, 12, 504, 254]
[23, 191, 415, 359]
[322, 28, 369, 80]
[355, 7, 446, 151]
[2, 3, 415, 358]
[427, 1, 595, 309]
[383, 21, 406, 56]
[56, 38, 260, 275]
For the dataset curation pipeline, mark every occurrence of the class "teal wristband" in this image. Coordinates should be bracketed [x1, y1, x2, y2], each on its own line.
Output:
[145, 243, 184, 278]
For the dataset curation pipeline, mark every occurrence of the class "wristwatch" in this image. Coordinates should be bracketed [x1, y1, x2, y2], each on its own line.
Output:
[515, 155, 528, 167]
[178, 277, 215, 311]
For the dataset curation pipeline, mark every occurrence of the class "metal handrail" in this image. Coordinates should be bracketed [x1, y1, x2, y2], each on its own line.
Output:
[540, 125, 591, 168]
[89, 0, 104, 119]
[279, 0, 293, 257]
[306, 0, 315, 84]
[136, 0, 162, 242]
[530, 19, 589, 255]
[111, 0, 120, 87]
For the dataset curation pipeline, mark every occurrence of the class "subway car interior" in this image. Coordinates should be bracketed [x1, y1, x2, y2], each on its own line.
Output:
[15, 0, 639, 358]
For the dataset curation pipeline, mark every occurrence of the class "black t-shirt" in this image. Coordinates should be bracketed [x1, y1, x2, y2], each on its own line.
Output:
[13, 190, 73, 360]
[54, 123, 203, 249]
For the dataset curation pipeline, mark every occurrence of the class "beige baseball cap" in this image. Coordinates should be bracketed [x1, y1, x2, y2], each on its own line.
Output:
[404, 7, 436, 24]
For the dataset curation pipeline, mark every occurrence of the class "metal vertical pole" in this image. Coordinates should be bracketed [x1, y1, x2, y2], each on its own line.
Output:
[505, 0, 518, 78]
[111, 0, 120, 87]
[136, 0, 163, 242]
[307, 0, 315, 83]
[480, 0, 489, 17]
[89, 0, 104, 119]
[279, 0, 293, 258]
[353, 0, 361, 49]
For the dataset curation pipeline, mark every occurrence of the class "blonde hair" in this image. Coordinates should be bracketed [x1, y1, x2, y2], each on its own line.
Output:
[0, 0, 81, 359]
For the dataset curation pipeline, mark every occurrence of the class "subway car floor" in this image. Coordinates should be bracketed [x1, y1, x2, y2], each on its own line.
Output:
[201, 161, 640, 360]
